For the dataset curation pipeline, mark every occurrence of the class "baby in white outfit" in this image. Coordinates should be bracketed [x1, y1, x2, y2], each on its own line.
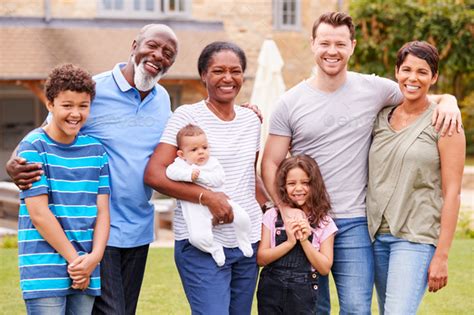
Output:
[166, 124, 253, 266]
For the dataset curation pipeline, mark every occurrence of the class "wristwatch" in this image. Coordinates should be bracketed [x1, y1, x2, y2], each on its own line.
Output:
[261, 201, 274, 212]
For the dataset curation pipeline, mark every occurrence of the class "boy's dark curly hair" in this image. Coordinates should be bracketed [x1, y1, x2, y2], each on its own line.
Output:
[45, 64, 96, 102]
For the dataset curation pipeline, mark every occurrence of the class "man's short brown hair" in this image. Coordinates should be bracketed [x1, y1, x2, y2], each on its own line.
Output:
[312, 11, 355, 40]
[45, 63, 95, 102]
[176, 124, 205, 149]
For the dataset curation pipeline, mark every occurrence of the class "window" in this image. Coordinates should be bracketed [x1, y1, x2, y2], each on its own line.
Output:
[273, 0, 301, 31]
[134, 0, 155, 11]
[0, 91, 47, 180]
[160, 0, 187, 14]
[98, 0, 190, 18]
[102, 0, 124, 10]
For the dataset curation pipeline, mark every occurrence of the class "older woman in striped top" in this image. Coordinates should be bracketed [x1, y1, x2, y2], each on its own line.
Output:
[145, 41, 267, 314]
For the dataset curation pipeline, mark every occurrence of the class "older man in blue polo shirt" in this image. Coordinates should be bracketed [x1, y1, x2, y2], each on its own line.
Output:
[6, 24, 178, 314]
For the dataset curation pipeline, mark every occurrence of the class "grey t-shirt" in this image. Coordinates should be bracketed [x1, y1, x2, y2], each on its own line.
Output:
[269, 71, 402, 218]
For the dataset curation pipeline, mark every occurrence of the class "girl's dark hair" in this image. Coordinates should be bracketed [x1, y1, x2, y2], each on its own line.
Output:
[396, 41, 439, 75]
[197, 41, 247, 76]
[276, 155, 331, 227]
[45, 64, 95, 102]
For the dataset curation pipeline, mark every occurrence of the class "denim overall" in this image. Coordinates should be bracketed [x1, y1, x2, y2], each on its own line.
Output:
[257, 212, 319, 314]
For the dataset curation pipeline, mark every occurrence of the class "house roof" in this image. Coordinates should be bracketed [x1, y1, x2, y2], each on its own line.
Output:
[0, 24, 227, 80]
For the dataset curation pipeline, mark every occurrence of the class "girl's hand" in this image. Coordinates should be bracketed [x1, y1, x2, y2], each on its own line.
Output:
[285, 219, 299, 246]
[298, 218, 312, 242]
[281, 207, 306, 239]
[427, 254, 448, 292]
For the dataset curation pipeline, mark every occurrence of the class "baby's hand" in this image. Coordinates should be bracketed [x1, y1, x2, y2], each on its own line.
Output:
[191, 169, 200, 182]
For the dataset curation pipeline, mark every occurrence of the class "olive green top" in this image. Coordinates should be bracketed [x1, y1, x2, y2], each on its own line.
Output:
[367, 104, 442, 246]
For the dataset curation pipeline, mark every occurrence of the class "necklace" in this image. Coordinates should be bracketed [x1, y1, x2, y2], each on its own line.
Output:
[390, 103, 429, 129]
[205, 99, 236, 121]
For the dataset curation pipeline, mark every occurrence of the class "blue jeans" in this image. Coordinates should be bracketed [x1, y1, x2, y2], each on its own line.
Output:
[92, 245, 149, 315]
[175, 239, 259, 315]
[25, 294, 95, 315]
[316, 217, 374, 315]
[374, 234, 435, 315]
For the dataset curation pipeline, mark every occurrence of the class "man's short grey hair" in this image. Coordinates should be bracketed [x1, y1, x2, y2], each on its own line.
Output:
[136, 24, 178, 47]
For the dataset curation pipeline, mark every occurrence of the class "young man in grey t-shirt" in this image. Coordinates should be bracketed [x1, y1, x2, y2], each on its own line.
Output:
[261, 12, 460, 314]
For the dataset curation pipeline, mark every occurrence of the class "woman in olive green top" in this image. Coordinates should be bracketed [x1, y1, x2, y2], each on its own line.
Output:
[367, 41, 465, 315]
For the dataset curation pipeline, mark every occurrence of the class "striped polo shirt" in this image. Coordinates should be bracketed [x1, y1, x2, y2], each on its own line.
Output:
[160, 101, 262, 247]
[17, 128, 110, 300]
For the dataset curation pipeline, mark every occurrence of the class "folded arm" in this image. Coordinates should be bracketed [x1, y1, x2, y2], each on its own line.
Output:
[299, 218, 334, 276]
[257, 221, 298, 266]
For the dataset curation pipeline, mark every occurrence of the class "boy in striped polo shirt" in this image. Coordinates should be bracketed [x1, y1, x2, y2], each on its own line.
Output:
[17, 64, 110, 314]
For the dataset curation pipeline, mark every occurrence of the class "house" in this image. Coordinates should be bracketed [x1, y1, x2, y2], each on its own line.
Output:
[0, 0, 344, 180]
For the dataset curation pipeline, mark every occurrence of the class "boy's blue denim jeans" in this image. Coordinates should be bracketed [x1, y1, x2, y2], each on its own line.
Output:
[316, 217, 374, 315]
[25, 294, 94, 315]
[374, 233, 435, 315]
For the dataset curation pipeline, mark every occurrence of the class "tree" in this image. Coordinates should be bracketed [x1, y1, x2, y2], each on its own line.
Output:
[350, 0, 474, 153]
[349, 0, 473, 99]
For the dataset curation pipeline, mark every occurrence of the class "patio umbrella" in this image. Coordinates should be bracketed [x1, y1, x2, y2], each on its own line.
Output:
[250, 39, 286, 165]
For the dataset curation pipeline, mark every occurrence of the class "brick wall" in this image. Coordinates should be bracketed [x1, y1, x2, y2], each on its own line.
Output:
[0, 0, 43, 17]
[191, 0, 341, 102]
[1, 0, 343, 103]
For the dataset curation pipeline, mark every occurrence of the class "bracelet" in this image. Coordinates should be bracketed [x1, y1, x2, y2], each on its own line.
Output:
[198, 192, 204, 206]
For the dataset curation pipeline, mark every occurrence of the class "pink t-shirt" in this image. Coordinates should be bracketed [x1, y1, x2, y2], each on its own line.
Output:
[262, 208, 338, 249]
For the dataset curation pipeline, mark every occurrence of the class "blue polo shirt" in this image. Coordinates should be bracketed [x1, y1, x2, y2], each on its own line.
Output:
[82, 63, 171, 247]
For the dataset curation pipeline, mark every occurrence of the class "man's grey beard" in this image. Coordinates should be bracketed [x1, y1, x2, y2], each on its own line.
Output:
[133, 57, 163, 92]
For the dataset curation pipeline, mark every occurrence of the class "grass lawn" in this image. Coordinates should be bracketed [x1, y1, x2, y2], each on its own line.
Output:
[2, 239, 473, 314]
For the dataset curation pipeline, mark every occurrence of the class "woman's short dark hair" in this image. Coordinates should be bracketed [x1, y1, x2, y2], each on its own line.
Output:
[45, 63, 96, 102]
[197, 41, 247, 76]
[396, 41, 439, 75]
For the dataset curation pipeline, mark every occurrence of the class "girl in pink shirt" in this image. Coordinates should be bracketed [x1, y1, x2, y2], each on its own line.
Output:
[257, 155, 337, 314]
